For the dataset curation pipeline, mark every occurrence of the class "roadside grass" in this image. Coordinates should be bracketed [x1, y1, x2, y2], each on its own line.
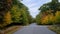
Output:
[0, 26, 22, 34]
[48, 25, 60, 34]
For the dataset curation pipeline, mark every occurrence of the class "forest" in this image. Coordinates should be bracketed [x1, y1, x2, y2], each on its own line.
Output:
[0, 0, 60, 30]
[0, 0, 33, 29]
[36, 0, 60, 25]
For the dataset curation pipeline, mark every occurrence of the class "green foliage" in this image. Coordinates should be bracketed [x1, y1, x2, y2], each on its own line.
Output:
[11, 5, 21, 23]
[10, 0, 33, 25]
[0, 0, 33, 29]
[36, 0, 60, 25]
[39, 0, 60, 15]
[36, 13, 42, 25]
[55, 11, 60, 24]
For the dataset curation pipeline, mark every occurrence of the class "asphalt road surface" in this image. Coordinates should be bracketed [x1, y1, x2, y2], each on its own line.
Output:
[13, 23, 56, 34]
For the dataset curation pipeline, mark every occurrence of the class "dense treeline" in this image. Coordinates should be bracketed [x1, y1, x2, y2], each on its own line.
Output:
[0, 0, 33, 29]
[36, 0, 60, 25]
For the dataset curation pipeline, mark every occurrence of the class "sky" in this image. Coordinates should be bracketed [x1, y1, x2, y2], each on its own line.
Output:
[20, 0, 60, 18]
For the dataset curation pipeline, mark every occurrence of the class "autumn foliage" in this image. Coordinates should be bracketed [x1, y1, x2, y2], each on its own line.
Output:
[36, 0, 60, 25]
[0, 0, 33, 28]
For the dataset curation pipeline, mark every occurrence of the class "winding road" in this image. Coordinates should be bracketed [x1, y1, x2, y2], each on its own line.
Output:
[13, 23, 56, 34]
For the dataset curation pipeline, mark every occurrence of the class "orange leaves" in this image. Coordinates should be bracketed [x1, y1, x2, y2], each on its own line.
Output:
[3, 11, 12, 24]
[41, 16, 48, 24]
[40, 11, 55, 24]
[39, 11, 60, 24]
[0, 11, 12, 27]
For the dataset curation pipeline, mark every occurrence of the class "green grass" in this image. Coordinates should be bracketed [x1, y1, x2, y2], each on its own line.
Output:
[48, 25, 60, 34]
[0, 26, 22, 34]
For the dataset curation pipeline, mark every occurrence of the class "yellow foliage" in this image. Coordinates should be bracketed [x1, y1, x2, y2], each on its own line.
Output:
[38, 11, 60, 24]
[3, 11, 12, 24]
[41, 15, 49, 24]
[55, 11, 60, 23]
[49, 14, 55, 22]
[55, 11, 60, 16]
[41, 14, 55, 24]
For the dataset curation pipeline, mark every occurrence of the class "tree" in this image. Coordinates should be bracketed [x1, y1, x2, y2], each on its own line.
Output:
[39, 0, 60, 16]
[0, 0, 12, 28]
[0, 0, 33, 28]
[55, 11, 60, 24]
[0, 0, 12, 11]
[10, 0, 32, 25]
[36, 0, 60, 25]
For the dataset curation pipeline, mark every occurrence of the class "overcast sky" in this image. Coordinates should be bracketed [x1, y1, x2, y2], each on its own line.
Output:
[21, 0, 60, 18]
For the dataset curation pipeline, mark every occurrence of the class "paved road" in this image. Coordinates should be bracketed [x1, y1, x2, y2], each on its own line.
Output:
[13, 23, 56, 34]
